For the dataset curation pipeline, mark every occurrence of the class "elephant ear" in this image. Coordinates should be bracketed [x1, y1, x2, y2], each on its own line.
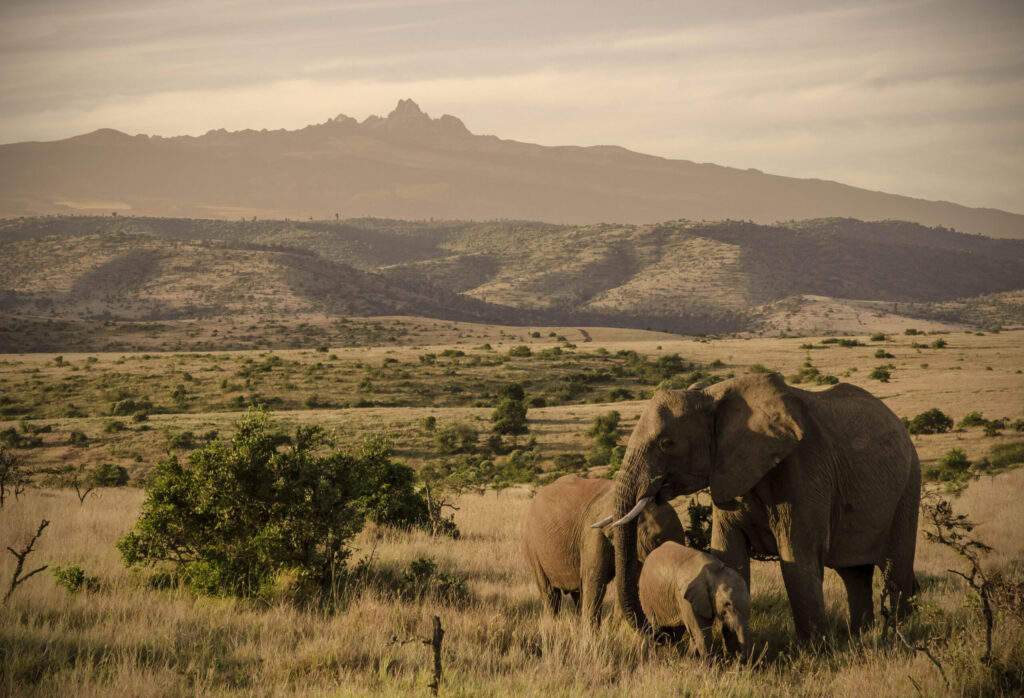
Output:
[708, 374, 806, 504]
[683, 567, 714, 620]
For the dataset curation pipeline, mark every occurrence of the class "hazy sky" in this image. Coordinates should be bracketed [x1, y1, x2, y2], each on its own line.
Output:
[2, 0, 1022, 212]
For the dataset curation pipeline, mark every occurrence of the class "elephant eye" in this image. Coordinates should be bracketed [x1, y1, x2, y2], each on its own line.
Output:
[658, 437, 674, 451]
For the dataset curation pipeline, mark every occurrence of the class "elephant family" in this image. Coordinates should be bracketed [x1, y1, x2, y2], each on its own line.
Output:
[639, 541, 751, 659]
[523, 474, 686, 625]
[611, 373, 920, 640]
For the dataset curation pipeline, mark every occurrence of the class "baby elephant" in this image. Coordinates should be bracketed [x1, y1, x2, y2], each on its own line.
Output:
[639, 542, 751, 659]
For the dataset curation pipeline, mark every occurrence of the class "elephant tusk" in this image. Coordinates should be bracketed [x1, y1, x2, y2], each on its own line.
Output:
[612, 497, 653, 527]
[590, 515, 614, 529]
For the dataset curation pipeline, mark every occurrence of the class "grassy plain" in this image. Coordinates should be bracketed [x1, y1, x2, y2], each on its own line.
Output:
[1, 323, 1023, 695]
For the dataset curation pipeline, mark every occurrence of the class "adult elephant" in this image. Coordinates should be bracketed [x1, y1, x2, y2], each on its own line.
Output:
[611, 373, 920, 640]
[523, 474, 686, 625]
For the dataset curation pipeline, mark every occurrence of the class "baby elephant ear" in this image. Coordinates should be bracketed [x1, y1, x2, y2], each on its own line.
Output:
[683, 567, 714, 620]
[708, 374, 806, 504]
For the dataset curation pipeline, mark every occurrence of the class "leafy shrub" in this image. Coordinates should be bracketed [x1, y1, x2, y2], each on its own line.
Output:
[89, 462, 129, 487]
[607, 387, 635, 401]
[68, 430, 89, 446]
[869, 333, 887, 341]
[103, 419, 127, 433]
[906, 408, 954, 435]
[869, 366, 892, 382]
[552, 453, 587, 472]
[748, 363, 774, 374]
[874, 349, 895, 359]
[109, 397, 153, 416]
[164, 429, 196, 451]
[587, 411, 622, 466]
[929, 448, 972, 482]
[60, 404, 86, 418]
[399, 556, 468, 604]
[433, 422, 478, 454]
[53, 564, 100, 594]
[787, 361, 838, 385]
[421, 415, 437, 432]
[986, 442, 1024, 471]
[507, 345, 532, 357]
[904, 328, 921, 335]
[931, 338, 948, 349]
[958, 411, 989, 428]
[837, 339, 863, 347]
[117, 409, 429, 597]
[492, 397, 528, 435]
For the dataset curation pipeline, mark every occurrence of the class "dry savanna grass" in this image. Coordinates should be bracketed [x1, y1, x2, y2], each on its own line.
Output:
[1, 323, 1023, 695]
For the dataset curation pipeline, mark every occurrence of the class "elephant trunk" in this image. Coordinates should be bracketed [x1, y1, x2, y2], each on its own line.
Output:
[723, 618, 752, 662]
[613, 448, 651, 630]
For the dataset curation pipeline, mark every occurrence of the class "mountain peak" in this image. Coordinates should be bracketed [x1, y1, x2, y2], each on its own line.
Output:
[388, 99, 427, 121]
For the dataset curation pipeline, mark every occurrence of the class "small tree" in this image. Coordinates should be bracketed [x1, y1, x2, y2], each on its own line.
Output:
[587, 411, 622, 466]
[907, 408, 954, 435]
[492, 395, 528, 436]
[0, 444, 30, 508]
[117, 409, 428, 597]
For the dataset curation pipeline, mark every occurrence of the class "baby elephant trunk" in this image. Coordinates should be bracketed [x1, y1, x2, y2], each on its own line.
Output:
[722, 619, 752, 661]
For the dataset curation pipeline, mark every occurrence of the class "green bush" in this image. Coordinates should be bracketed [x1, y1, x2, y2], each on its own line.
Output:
[869, 333, 887, 341]
[958, 411, 989, 428]
[987, 442, 1024, 471]
[89, 462, 129, 487]
[906, 408, 954, 435]
[587, 411, 622, 466]
[508, 345, 532, 357]
[53, 564, 100, 594]
[117, 409, 428, 597]
[433, 422, 478, 454]
[924, 448, 976, 491]
[787, 361, 838, 385]
[874, 349, 895, 359]
[68, 430, 89, 446]
[869, 366, 892, 382]
[931, 338, 948, 349]
[103, 419, 127, 433]
[748, 363, 774, 374]
[110, 397, 153, 416]
[492, 397, 528, 435]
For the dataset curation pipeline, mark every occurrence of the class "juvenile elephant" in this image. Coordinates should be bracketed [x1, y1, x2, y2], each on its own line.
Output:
[523, 474, 686, 625]
[611, 373, 920, 640]
[639, 541, 751, 659]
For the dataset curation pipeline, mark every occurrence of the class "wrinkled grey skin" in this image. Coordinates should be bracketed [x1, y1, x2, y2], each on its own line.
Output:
[523, 474, 686, 625]
[613, 373, 920, 640]
[639, 542, 751, 659]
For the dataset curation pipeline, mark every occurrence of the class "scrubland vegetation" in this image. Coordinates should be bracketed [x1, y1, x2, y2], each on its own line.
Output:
[2, 324, 1023, 695]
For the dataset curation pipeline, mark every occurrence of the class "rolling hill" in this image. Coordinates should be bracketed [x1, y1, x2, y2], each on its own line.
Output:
[2, 215, 1022, 350]
[1, 100, 1022, 239]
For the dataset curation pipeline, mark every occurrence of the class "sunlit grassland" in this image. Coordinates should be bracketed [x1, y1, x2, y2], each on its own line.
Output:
[1, 326, 1022, 695]
[2, 471, 1023, 696]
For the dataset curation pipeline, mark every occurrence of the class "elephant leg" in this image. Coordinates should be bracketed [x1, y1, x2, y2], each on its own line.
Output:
[546, 588, 562, 614]
[836, 565, 875, 634]
[580, 531, 613, 626]
[569, 590, 582, 615]
[711, 517, 750, 590]
[685, 620, 713, 658]
[778, 559, 827, 641]
[885, 458, 921, 618]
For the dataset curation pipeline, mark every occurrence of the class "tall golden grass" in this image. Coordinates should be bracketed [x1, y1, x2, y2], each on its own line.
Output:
[3, 468, 1022, 696]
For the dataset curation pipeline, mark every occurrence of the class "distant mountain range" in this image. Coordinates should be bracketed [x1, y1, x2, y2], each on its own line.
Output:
[0, 100, 1021, 238]
[2, 216, 1022, 340]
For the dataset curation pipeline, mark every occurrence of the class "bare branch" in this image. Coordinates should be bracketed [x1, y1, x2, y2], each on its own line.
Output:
[4, 519, 50, 604]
